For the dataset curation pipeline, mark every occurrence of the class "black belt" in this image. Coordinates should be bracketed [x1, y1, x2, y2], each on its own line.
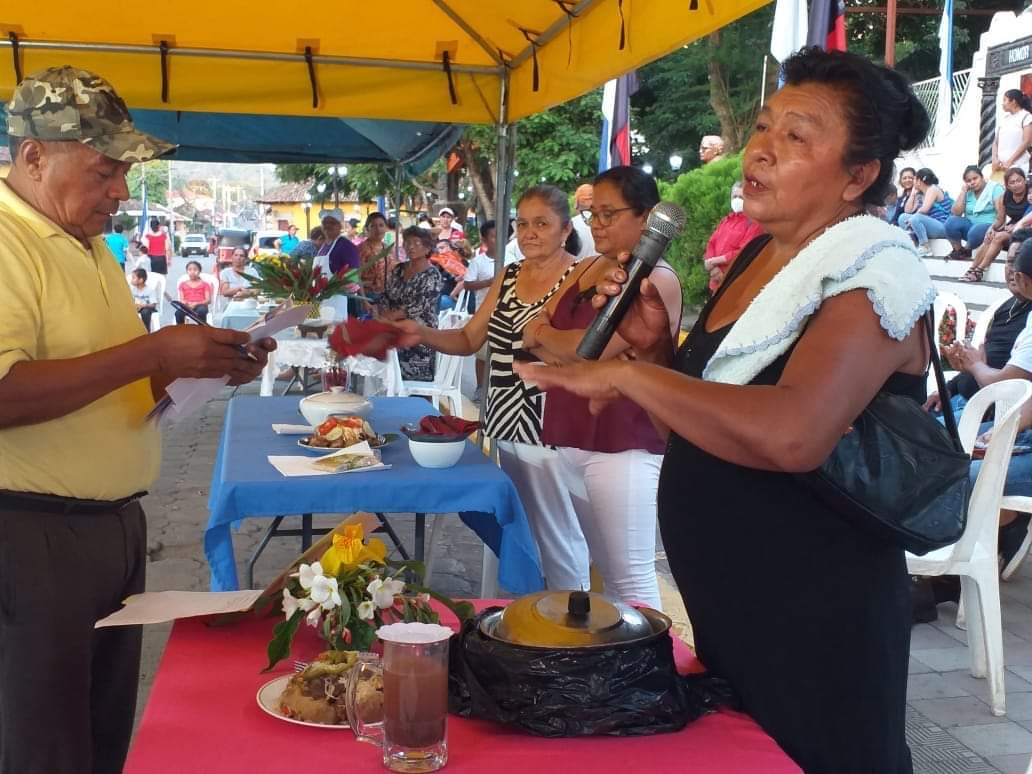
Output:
[0, 490, 147, 515]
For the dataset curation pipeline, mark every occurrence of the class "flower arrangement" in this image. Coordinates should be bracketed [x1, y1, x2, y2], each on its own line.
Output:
[266, 523, 472, 670]
[249, 253, 359, 311]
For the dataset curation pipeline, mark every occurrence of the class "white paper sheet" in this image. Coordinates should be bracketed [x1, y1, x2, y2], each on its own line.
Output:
[272, 423, 314, 435]
[159, 303, 316, 421]
[94, 590, 264, 627]
[268, 440, 389, 476]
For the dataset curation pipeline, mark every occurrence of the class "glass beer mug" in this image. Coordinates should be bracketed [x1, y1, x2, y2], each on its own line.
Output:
[346, 623, 452, 773]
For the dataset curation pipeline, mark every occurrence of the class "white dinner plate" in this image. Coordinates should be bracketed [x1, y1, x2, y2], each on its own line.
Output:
[255, 675, 350, 730]
[298, 434, 399, 454]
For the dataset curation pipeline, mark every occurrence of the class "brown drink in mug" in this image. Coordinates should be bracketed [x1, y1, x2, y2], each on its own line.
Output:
[347, 622, 452, 773]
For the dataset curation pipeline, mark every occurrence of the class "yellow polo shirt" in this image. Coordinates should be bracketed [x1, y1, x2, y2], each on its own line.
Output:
[0, 180, 160, 500]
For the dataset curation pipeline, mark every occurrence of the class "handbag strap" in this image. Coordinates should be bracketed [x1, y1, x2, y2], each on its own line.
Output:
[924, 309, 964, 452]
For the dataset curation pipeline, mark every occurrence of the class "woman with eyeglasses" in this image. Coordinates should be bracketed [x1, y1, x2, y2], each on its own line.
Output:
[519, 166, 683, 608]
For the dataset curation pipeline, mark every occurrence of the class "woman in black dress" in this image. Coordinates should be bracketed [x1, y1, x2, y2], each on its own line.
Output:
[517, 49, 933, 773]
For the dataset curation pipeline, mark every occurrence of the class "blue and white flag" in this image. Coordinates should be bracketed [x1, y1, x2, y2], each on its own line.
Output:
[770, 0, 808, 62]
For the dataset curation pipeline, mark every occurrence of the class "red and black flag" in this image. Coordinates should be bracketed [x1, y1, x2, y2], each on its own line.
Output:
[807, 0, 846, 52]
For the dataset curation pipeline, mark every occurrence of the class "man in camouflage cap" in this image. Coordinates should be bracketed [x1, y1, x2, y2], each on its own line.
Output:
[0, 67, 274, 774]
[6, 65, 175, 162]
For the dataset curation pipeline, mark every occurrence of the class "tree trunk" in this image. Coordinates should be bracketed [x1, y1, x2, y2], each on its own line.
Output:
[458, 138, 496, 218]
[707, 32, 747, 153]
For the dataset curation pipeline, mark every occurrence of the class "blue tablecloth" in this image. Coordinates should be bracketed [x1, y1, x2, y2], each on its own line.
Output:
[204, 396, 544, 594]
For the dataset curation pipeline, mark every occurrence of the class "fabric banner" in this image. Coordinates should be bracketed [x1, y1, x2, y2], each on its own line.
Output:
[807, 0, 846, 51]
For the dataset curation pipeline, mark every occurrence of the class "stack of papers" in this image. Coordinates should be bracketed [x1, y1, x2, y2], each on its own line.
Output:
[268, 441, 391, 477]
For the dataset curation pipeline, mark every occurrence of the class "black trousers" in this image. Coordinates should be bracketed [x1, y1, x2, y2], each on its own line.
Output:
[0, 502, 146, 774]
[174, 304, 209, 325]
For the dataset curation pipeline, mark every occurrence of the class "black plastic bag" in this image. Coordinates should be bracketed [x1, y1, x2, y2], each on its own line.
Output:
[448, 608, 737, 737]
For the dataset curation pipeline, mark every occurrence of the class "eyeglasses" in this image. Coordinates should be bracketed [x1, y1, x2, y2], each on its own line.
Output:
[581, 207, 633, 226]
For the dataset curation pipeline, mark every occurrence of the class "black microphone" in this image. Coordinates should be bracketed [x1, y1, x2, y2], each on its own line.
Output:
[575, 202, 686, 360]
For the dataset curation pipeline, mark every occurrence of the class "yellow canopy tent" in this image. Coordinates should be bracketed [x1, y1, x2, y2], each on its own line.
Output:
[0, 0, 770, 258]
[0, 1, 769, 124]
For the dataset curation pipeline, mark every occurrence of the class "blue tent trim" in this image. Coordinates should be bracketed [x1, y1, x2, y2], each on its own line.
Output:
[0, 108, 462, 175]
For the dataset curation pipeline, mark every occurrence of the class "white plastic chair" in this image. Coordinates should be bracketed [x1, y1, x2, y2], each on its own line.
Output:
[403, 352, 465, 415]
[126, 273, 165, 332]
[907, 379, 1032, 717]
[971, 292, 1015, 350]
[173, 272, 219, 324]
[147, 273, 166, 331]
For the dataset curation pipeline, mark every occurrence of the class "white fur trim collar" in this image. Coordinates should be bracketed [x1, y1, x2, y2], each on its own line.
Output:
[702, 215, 935, 385]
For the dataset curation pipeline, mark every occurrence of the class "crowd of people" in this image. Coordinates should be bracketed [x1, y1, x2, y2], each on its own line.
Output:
[12, 47, 1032, 774]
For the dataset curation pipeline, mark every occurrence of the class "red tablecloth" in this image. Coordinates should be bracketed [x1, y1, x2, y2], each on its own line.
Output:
[125, 601, 799, 774]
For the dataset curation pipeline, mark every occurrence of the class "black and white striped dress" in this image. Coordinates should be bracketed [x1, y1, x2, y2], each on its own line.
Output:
[484, 261, 577, 444]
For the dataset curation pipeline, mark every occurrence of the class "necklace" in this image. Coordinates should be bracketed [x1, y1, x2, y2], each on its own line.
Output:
[1008, 297, 1030, 323]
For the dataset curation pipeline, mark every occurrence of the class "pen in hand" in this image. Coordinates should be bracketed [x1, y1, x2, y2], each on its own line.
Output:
[163, 293, 260, 362]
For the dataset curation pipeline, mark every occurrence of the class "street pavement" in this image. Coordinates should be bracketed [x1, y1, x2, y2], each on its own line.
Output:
[134, 379, 1032, 773]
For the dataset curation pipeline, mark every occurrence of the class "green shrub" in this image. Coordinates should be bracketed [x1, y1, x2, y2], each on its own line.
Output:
[659, 155, 742, 309]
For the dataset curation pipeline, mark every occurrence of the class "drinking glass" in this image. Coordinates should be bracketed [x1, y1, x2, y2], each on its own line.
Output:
[346, 623, 452, 773]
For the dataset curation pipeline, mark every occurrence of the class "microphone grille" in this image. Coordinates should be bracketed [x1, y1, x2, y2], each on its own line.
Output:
[647, 202, 686, 239]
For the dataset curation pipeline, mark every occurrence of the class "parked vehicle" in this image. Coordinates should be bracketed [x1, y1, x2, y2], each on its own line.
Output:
[214, 228, 252, 269]
[251, 230, 287, 259]
[180, 233, 209, 257]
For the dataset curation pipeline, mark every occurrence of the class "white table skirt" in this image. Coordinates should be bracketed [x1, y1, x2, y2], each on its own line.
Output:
[259, 330, 404, 397]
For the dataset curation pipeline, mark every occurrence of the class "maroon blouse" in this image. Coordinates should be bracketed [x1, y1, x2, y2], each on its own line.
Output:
[540, 279, 666, 455]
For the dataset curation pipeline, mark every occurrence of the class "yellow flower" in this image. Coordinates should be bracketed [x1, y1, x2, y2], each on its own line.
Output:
[319, 524, 387, 576]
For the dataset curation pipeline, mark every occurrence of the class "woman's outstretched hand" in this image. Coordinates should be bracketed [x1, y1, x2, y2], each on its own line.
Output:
[513, 359, 625, 415]
[592, 251, 673, 357]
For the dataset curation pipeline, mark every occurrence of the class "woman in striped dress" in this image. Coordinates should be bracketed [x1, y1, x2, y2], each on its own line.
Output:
[393, 185, 591, 590]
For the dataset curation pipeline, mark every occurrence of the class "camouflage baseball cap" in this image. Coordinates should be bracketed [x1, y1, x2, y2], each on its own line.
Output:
[6, 66, 175, 163]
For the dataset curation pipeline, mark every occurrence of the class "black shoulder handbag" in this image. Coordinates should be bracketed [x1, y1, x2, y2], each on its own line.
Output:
[803, 311, 970, 555]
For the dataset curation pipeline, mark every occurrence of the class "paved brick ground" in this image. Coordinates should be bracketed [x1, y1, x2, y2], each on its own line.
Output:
[133, 380, 1032, 772]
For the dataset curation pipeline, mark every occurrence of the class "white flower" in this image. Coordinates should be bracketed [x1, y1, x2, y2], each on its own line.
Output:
[306, 606, 322, 628]
[367, 577, 405, 609]
[298, 562, 324, 591]
[282, 588, 300, 620]
[311, 575, 342, 611]
[357, 600, 375, 621]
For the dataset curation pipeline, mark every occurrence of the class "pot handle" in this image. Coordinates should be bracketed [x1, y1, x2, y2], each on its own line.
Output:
[345, 655, 384, 747]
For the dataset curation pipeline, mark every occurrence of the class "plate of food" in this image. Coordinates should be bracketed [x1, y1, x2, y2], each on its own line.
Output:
[256, 651, 383, 729]
[300, 416, 399, 453]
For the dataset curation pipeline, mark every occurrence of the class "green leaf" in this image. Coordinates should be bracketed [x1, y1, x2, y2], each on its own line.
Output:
[337, 594, 352, 629]
[408, 584, 474, 623]
[350, 620, 376, 652]
[265, 608, 304, 672]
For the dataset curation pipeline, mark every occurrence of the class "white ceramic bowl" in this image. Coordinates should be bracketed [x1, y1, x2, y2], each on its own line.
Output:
[298, 388, 373, 427]
[407, 438, 466, 469]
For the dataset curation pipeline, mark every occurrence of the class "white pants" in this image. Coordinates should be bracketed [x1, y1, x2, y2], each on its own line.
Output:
[496, 440, 590, 591]
[558, 447, 664, 610]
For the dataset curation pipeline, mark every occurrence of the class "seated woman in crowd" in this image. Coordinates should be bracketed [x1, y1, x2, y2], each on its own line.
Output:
[358, 212, 395, 301]
[512, 48, 932, 772]
[945, 165, 1005, 262]
[897, 168, 952, 255]
[701, 181, 765, 293]
[220, 247, 257, 299]
[392, 186, 585, 590]
[129, 268, 157, 330]
[380, 227, 443, 381]
[176, 260, 212, 325]
[962, 168, 1032, 282]
[520, 166, 683, 609]
[926, 228, 1032, 416]
[887, 167, 918, 226]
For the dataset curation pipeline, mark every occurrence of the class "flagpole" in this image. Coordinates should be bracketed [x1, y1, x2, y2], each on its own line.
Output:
[760, 54, 769, 106]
